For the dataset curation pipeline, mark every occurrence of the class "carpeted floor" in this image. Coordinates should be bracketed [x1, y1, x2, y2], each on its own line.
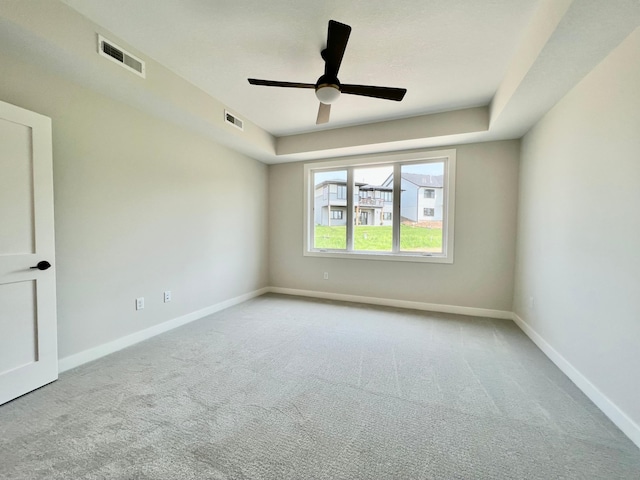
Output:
[1, 294, 639, 479]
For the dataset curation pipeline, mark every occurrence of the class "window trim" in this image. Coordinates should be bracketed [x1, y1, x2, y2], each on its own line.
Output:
[303, 148, 456, 264]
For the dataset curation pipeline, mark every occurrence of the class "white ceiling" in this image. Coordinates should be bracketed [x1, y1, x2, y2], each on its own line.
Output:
[60, 0, 541, 136]
[4, 0, 631, 163]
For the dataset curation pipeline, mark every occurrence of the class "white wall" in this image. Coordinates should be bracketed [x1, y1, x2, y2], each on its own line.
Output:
[514, 28, 640, 439]
[270, 140, 520, 312]
[0, 48, 269, 359]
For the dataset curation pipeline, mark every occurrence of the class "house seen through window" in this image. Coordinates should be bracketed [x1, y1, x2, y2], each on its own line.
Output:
[305, 149, 456, 263]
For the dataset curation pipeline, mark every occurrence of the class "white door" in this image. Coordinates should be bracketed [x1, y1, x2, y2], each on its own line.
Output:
[0, 100, 57, 405]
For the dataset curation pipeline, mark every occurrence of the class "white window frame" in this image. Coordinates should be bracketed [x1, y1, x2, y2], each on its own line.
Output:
[303, 149, 456, 264]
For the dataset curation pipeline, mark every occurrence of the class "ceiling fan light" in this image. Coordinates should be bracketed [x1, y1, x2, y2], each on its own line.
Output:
[315, 85, 341, 104]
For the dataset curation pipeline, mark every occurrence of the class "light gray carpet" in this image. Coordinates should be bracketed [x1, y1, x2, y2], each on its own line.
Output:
[1, 294, 639, 479]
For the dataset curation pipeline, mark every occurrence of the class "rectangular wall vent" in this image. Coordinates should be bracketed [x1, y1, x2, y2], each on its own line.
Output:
[97, 35, 146, 78]
[225, 110, 244, 131]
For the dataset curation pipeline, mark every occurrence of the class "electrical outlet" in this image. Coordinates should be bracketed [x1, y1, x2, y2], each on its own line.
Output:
[323, 272, 329, 280]
[136, 297, 144, 310]
[164, 291, 172, 303]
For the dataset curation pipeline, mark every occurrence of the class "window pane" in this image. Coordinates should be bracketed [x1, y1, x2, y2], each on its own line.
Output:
[353, 166, 393, 252]
[313, 170, 347, 249]
[400, 162, 444, 253]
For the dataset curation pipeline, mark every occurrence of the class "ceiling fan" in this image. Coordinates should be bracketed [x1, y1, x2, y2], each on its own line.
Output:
[248, 20, 407, 125]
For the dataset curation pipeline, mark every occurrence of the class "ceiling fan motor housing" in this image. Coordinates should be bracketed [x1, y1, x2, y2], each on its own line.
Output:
[315, 74, 341, 104]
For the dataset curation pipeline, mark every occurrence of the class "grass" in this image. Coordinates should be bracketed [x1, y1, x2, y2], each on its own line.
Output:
[314, 225, 442, 252]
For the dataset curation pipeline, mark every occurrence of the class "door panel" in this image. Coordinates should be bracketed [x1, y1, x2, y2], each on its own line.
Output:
[0, 118, 35, 255]
[0, 280, 38, 375]
[0, 100, 57, 406]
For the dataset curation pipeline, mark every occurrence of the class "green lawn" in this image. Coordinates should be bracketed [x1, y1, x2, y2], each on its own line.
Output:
[314, 225, 442, 252]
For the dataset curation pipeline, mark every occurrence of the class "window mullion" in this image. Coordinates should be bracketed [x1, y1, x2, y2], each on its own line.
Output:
[346, 168, 354, 251]
[392, 163, 401, 253]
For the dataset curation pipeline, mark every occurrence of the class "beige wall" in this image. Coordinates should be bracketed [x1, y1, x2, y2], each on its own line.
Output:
[269, 140, 520, 312]
[514, 29, 640, 428]
[0, 49, 269, 359]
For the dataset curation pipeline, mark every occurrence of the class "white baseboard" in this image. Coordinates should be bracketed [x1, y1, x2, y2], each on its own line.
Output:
[58, 287, 270, 373]
[512, 313, 640, 449]
[268, 287, 513, 320]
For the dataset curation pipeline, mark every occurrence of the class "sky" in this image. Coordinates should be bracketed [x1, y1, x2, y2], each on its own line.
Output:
[315, 161, 443, 186]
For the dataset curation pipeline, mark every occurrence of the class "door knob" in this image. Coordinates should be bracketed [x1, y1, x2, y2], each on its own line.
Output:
[30, 261, 52, 271]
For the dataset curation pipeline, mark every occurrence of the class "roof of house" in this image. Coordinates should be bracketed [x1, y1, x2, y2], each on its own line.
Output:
[401, 173, 444, 188]
[359, 184, 392, 192]
[315, 180, 385, 189]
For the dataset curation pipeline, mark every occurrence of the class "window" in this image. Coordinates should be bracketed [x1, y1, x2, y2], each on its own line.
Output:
[353, 165, 393, 250]
[304, 149, 456, 263]
[313, 170, 347, 249]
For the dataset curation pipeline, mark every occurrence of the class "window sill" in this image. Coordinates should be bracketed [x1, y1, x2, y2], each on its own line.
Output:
[304, 249, 453, 264]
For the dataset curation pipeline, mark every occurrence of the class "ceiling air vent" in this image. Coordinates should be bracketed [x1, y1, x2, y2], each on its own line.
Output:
[97, 35, 146, 78]
[225, 110, 244, 131]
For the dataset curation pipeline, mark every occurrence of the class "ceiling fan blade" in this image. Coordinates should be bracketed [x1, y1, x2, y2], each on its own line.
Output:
[248, 79, 315, 89]
[340, 84, 407, 101]
[324, 20, 352, 78]
[316, 102, 331, 124]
